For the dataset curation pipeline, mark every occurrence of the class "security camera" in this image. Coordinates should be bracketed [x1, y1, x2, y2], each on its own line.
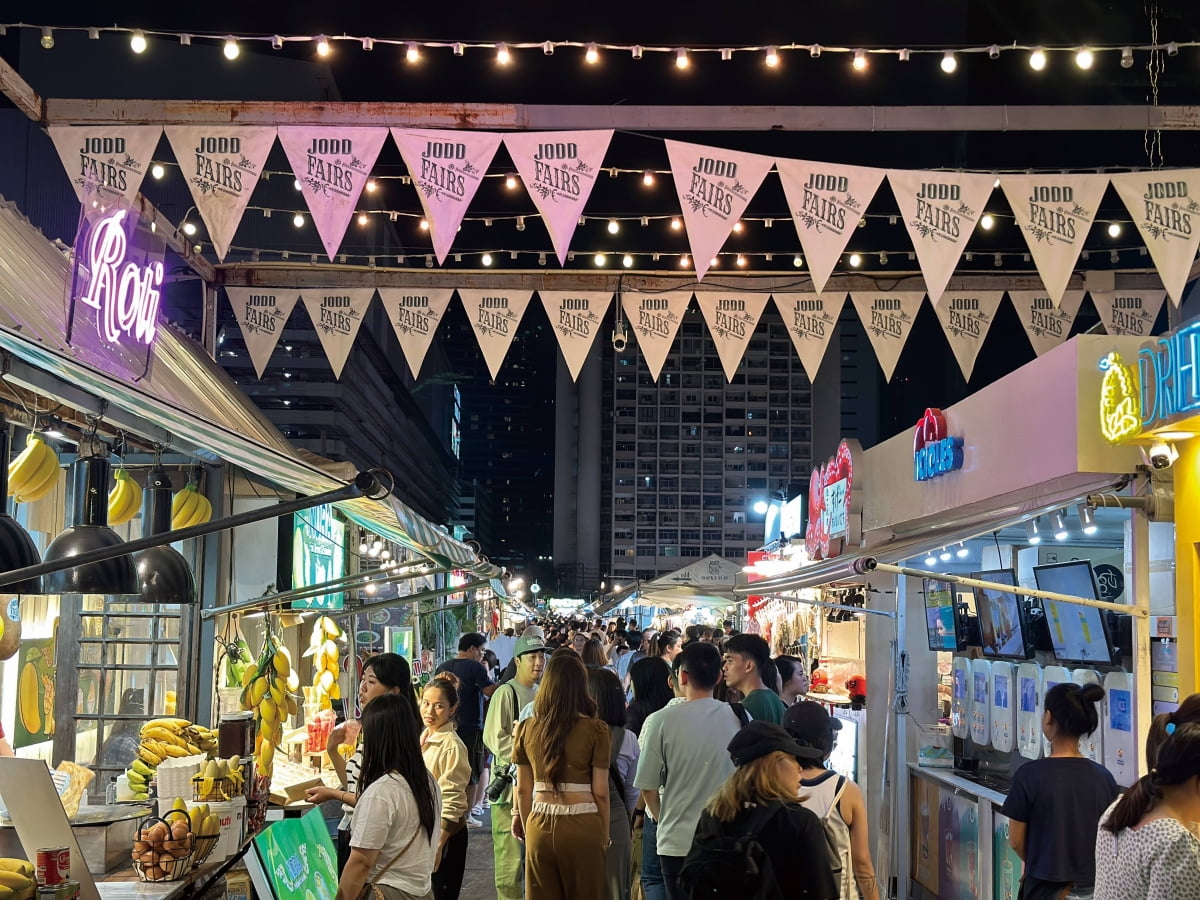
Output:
[1146, 441, 1179, 470]
[612, 322, 628, 352]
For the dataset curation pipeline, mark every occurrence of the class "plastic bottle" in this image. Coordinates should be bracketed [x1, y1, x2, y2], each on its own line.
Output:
[105, 776, 117, 805]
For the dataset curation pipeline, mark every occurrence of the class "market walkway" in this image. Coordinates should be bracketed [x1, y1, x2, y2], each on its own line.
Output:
[461, 807, 498, 896]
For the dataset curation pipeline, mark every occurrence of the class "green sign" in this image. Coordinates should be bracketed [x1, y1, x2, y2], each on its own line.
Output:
[290, 505, 346, 610]
[247, 810, 338, 900]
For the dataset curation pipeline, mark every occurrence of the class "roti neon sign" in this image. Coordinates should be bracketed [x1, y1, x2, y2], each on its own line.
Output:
[78, 209, 162, 347]
[913, 408, 964, 481]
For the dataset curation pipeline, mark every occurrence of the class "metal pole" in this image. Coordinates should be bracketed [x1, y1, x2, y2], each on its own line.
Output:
[754, 592, 897, 619]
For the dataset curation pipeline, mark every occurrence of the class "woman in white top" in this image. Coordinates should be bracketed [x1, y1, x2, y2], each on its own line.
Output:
[1094, 721, 1200, 900]
[336, 693, 441, 900]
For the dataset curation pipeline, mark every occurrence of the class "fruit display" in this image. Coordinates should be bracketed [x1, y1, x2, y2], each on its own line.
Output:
[170, 482, 212, 531]
[130, 805, 197, 882]
[124, 718, 218, 801]
[240, 629, 298, 780]
[106, 469, 143, 527]
[222, 637, 254, 690]
[0, 858, 35, 900]
[191, 756, 244, 802]
[6, 434, 59, 504]
[304, 616, 344, 710]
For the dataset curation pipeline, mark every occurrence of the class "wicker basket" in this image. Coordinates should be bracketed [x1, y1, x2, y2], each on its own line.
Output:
[192, 775, 240, 803]
[191, 834, 220, 867]
[130, 811, 196, 882]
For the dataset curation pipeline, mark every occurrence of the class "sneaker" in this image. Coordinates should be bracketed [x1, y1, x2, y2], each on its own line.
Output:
[465, 815, 483, 828]
[470, 805, 484, 818]
[481, 799, 491, 809]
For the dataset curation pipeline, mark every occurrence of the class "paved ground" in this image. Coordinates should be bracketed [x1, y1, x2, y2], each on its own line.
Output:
[460, 806, 498, 897]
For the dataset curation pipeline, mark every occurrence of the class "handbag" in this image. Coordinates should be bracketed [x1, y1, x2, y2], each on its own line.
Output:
[356, 826, 424, 900]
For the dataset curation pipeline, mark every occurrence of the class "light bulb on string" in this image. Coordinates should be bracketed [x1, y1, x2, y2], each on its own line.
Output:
[150, 163, 165, 180]
[1120, 47, 1134, 68]
[482, 253, 493, 266]
[585, 42, 599, 64]
[680, 254, 690, 268]
[293, 213, 305, 228]
[362, 37, 374, 51]
[1107, 222, 1121, 238]
[357, 213, 368, 226]
[542, 41, 554, 55]
[623, 254, 634, 268]
[607, 219, 620, 234]
[675, 48, 689, 69]
[182, 222, 197, 236]
[316, 35, 331, 57]
[496, 42, 511, 65]
[642, 171, 655, 187]
[736, 254, 747, 267]
[852, 49, 867, 71]
[419, 218, 430, 231]
[130, 31, 147, 54]
[223, 37, 239, 60]
[594, 253, 607, 267]
[1029, 48, 1046, 70]
[365, 178, 377, 193]
[793, 255, 804, 268]
[848, 253, 862, 267]
[670, 217, 682, 231]
[898, 48, 911, 62]
[941, 51, 957, 73]
[764, 46, 779, 68]
[505, 175, 518, 190]
[40, 27, 54, 49]
[1075, 48, 1094, 69]
[732, 221, 744, 233]
[406, 42, 420, 63]
[980, 214, 995, 230]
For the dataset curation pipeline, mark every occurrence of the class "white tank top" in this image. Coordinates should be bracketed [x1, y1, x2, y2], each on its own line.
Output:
[799, 770, 855, 900]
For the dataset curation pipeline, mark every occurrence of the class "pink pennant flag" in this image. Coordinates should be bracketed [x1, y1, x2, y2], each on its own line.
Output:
[506, 131, 614, 265]
[664, 140, 775, 281]
[278, 127, 389, 262]
[391, 129, 504, 264]
[772, 292, 846, 382]
[50, 125, 163, 215]
[1110, 170, 1200, 306]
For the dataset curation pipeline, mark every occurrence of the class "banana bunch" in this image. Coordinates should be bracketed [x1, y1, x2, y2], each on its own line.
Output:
[240, 632, 299, 780]
[107, 469, 143, 526]
[126, 718, 217, 799]
[304, 616, 344, 710]
[171, 483, 212, 530]
[185, 802, 220, 838]
[125, 757, 157, 801]
[6, 434, 59, 504]
[0, 860, 35, 900]
[192, 756, 244, 801]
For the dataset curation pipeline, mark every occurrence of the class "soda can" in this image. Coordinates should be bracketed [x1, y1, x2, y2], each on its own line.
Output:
[36, 880, 79, 900]
[35, 848, 69, 886]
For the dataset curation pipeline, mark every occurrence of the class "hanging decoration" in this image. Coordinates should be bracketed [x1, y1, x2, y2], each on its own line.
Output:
[1089, 290, 1166, 338]
[620, 290, 693, 381]
[773, 291, 846, 383]
[458, 289, 535, 379]
[694, 289, 770, 381]
[505, 130, 614, 265]
[538, 290, 613, 381]
[299, 288, 376, 379]
[1110, 170, 1200, 306]
[849, 291, 926, 381]
[931, 292, 1005, 381]
[378, 288, 456, 380]
[224, 287, 300, 378]
[1008, 290, 1084, 356]
[49, 125, 162, 213]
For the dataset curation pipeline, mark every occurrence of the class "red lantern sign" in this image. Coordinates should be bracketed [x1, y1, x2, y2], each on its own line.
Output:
[805, 439, 864, 561]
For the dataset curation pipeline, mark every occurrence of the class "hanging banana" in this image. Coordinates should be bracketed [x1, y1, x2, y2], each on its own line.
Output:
[107, 469, 143, 526]
[7, 434, 59, 503]
[240, 625, 299, 781]
[170, 482, 212, 530]
[303, 615, 343, 710]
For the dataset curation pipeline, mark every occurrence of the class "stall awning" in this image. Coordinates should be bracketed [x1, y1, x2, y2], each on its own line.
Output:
[0, 197, 497, 579]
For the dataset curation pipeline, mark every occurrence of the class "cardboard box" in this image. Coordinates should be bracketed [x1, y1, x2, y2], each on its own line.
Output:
[224, 866, 251, 900]
[268, 776, 321, 806]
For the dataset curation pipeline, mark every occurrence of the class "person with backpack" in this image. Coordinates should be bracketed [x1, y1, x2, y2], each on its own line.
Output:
[783, 701, 880, 900]
[588, 667, 641, 900]
[680, 721, 838, 900]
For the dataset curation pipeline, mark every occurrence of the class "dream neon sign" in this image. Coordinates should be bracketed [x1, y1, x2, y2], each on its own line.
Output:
[913, 407, 964, 481]
[77, 209, 163, 348]
[1138, 319, 1200, 430]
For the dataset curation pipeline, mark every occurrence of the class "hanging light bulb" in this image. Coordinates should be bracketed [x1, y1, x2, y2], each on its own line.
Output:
[736, 254, 747, 267]
[150, 163, 165, 180]
[496, 42, 511, 65]
[542, 41, 554, 55]
[631, 45, 643, 60]
[130, 31, 148, 54]
[182, 222, 197, 236]
[675, 48, 690, 69]
[1029, 48, 1046, 70]
[316, 35, 331, 57]
[293, 213, 305, 228]
[419, 218, 430, 231]
[607, 219, 620, 234]
[1075, 48, 1094, 69]
[941, 51, 957, 73]
[679, 254, 690, 268]
[670, 217, 682, 230]
[357, 213, 369, 226]
[585, 42, 599, 64]
[40, 27, 54, 49]
[1026, 518, 1041, 544]
[980, 214, 995, 230]
[406, 41, 420, 63]
[793, 254, 804, 267]
[623, 254, 634, 268]
[515, 216, 526, 231]
[898, 48, 911, 62]
[848, 252, 862, 267]
[1077, 503, 1098, 536]
[481, 252, 493, 266]
[362, 37, 374, 51]
[505, 174, 518, 190]
[1107, 222, 1122, 238]
[764, 46, 779, 68]
[852, 49, 867, 70]
[1120, 47, 1134, 68]
[223, 37, 240, 60]
[365, 178, 377, 193]
[732, 221, 744, 233]
[642, 171, 655, 187]
[594, 253, 607, 266]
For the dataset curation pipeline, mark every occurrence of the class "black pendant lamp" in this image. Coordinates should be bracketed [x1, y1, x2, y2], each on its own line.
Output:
[135, 466, 196, 604]
[0, 424, 43, 594]
[43, 452, 138, 595]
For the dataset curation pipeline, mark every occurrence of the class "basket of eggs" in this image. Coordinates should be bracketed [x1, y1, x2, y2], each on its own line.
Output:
[130, 808, 195, 882]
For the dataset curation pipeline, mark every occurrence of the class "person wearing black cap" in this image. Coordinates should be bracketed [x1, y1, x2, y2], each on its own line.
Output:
[680, 722, 838, 900]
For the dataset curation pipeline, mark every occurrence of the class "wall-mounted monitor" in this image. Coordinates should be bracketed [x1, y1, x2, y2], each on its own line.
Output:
[1033, 561, 1118, 666]
[923, 577, 965, 651]
[973, 569, 1035, 661]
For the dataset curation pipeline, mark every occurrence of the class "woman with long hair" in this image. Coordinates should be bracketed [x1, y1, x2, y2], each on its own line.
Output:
[626, 657, 675, 737]
[582, 638, 610, 669]
[419, 674, 472, 900]
[1094, 722, 1200, 900]
[335, 693, 440, 900]
[650, 631, 682, 665]
[513, 650, 611, 900]
[1000, 683, 1118, 900]
[588, 668, 640, 900]
[773, 656, 810, 705]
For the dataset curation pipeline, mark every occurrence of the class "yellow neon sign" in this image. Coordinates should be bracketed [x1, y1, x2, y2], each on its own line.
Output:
[1099, 352, 1141, 443]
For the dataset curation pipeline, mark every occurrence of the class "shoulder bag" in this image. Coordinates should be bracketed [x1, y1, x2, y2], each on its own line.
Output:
[356, 825, 426, 900]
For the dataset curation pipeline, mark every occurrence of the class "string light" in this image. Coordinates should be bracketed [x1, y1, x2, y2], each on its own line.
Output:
[542, 41, 554, 55]
[271, 35, 283, 50]
[607, 219, 620, 234]
[680, 254, 689, 268]
[1121, 47, 1134, 68]
[764, 46, 779, 67]
[150, 163, 165, 180]
[39, 27, 53, 49]
[130, 30, 147, 53]
[481, 253, 493, 266]
[182, 222, 197, 236]
[987, 44, 1000, 59]
[594, 253, 606, 266]
[732, 221, 744, 233]
[852, 49, 867, 71]
[736, 254, 747, 267]
[362, 37, 374, 51]
[452, 42, 464, 56]
[642, 171, 655, 186]
[505, 175, 518, 190]
[406, 41, 420, 63]
[670, 217, 682, 231]
[496, 42, 511, 65]
[1107, 222, 1122, 237]
[809, 44, 822, 58]
[223, 37, 239, 60]
[898, 48, 911, 62]
[365, 178, 377, 193]
[1075, 48, 1094, 69]
[941, 51, 957, 73]
[585, 42, 599, 64]
[793, 255, 803, 267]
[623, 254, 634, 268]
[515, 216, 526, 231]
[288, 212, 305, 228]
[848, 252, 862, 267]
[675, 48, 689, 69]
[1029, 47, 1046, 70]
[316, 35, 331, 57]
[357, 213, 369, 226]
[980, 214, 994, 230]
[720, 48, 732, 62]
[631, 45, 643, 59]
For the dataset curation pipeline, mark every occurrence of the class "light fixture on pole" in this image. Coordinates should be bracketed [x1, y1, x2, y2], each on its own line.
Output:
[1077, 503, 1098, 536]
[1026, 518, 1041, 545]
[1052, 510, 1069, 541]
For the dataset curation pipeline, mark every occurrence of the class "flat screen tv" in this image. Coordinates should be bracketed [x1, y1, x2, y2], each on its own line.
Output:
[923, 577, 964, 651]
[973, 569, 1035, 661]
[1032, 560, 1118, 666]
[244, 809, 338, 900]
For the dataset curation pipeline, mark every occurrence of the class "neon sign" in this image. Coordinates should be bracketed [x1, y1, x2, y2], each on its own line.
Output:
[806, 439, 863, 561]
[913, 408, 964, 481]
[1138, 320, 1200, 431]
[78, 210, 162, 347]
[1098, 352, 1141, 442]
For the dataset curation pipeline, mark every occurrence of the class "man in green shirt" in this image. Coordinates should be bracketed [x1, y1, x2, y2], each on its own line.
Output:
[722, 633, 787, 725]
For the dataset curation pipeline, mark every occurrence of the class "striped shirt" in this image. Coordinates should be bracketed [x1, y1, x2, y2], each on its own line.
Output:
[338, 747, 362, 831]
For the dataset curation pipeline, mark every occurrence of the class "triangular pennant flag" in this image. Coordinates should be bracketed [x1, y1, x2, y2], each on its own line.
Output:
[1001, 173, 1109, 305]
[1089, 290, 1166, 338]
[539, 290, 613, 381]
[772, 292, 847, 382]
[224, 287, 299, 378]
[932, 292, 1005, 381]
[391, 129, 504, 264]
[694, 289, 770, 381]
[620, 291, 692, 381]
[887, 170, 995, 306]
[849, 291, 926, 381]
[776, 160, 885, 294]
[49, 125, 162, 214]
[664, 140, 775, 281]
[505, 131, 614, 265]
[458, 289, 535, 380]
[164, 126, 276, 261]
[1110, 170, 1200, 306]
[300, 289, 376, 380]
[1009, 290, 1084, 356]
[278, 127, 389, 261]
[378, 288, 456, 380]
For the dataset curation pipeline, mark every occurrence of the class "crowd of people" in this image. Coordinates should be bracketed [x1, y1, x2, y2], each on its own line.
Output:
[310, 616, 1200, 900]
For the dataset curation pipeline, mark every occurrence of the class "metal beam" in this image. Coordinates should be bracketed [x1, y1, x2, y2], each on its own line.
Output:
[40, 100, 1200, 131]
[0, 56, 40, 121]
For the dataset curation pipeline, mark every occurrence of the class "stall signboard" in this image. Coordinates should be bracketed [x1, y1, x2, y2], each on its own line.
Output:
[806, 439, 864, 560]
[1136, 319, 1200, 431]
[1099, 352, 1142, 443]
[993, 811, 1021, 900]
[14, 626, 58, 750]
[745, 551, 769, 616]
[245, 810, 338, 900]
[287, 505, 346, 610]
[385, 626, 416, 668]
[913, 408, 964, 481]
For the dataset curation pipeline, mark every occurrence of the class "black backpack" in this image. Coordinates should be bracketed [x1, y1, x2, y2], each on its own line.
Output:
[679, 802, 783, 900]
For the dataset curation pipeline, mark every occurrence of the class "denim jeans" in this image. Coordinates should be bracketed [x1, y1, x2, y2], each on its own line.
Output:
[640, 814, 665, 900]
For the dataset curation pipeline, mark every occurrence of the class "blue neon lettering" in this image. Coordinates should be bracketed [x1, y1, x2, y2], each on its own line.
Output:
[914, 436, 964, 481]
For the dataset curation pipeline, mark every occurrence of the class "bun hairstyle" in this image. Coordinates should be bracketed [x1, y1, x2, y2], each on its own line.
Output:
[1104, 722, 1200, 834]
[1043, 682, 1105, 739]
[1146, 692, 1200, 769]
[426, 672, 461, 710]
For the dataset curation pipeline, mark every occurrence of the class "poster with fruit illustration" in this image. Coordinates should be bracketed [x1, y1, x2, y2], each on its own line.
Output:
[14, 621, 58, 749]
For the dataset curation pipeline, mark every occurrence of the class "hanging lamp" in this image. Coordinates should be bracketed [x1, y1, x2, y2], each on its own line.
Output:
[0, 423, 43, 593]
[135, 465, 196, 604]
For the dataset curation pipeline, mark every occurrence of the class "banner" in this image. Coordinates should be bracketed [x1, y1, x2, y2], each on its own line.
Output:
[538, 290, 613, 381]
[849, 292, 926, 381]
[888, 170, 996, 306]
[505, 130, 614, 265]
[164, 126, 276, 261]
[378, 288, 456, 380]
[773, 292, 846, 383]
[391, 129, 504, 264]
[458, 289, 535, 380]
[224, 287, 299, 378]
[664, 140, 775, 281]
[1110, 170, 1200, 306]
[1089, 290, 1166, 338]
[49, 125, 162, 213]
[776, 160, 885, 295]
[300, 288, 376, 380]
[932, 292, 1005, 382]
[278, 126, 389, 261]
[1001, 174, 1108, 306]
[694, 290, 770, 381]
[1009, 290, 1084, 356]
[620, 291, 693, 381]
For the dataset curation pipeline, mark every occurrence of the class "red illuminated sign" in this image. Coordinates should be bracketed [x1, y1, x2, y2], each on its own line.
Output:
[805, 439, 864, 561]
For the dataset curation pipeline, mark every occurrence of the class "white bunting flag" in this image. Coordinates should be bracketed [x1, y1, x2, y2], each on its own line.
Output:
[850, 292, 926, 382]
[164, 126, 276, 261]
[378, 288, 456, 380]
[1110, 170, 1200, 306]
[776, 160, 885, 294]
[665, 140, 775, 281]
[888, 170, 996, 306]
[224, 287, 299, 378]
[694, 290, 770, 381]
[1001, 174, 1108, 306]
[933, 292, 1005, 382]
[1009, 290, 1084, 356]
[278, 127, 389, 262]
[300, 289, 376, 380]
[506, 131, 614, 265]
[458, 289, 535, 380]
[539, 290, 613, 381]
[773, 292, 847, 382]
[49, 125, 162, 214]
[1089, 290, 1166, 338]
[621, 291, 693, 381]
[391, 129, 504, 264]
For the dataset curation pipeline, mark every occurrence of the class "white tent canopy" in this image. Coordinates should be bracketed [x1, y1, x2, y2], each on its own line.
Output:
[637, 555, 744, 610]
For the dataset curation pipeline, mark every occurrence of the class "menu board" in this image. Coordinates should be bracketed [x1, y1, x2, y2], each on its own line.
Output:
[245, 810, 338, 900]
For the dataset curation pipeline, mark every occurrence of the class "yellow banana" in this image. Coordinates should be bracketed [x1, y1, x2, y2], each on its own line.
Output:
[137, 745, 163, 766]
[7, 434, 48, 493]
[13, 444, 58, 501]
[170, 483, 192, 517]
[108, 471, 142, 526]
[144, 717, 192, 731]
[142, 726, 187, 746]
[16, 461, 60, 503]
[172, 487, 201, 530]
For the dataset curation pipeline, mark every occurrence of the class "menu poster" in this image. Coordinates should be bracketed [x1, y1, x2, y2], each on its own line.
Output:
[14, 624, 58, 750]
[911, 775, 941, 892]
[245, 810, 338, 900]
[993, 811, 1021, 900]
